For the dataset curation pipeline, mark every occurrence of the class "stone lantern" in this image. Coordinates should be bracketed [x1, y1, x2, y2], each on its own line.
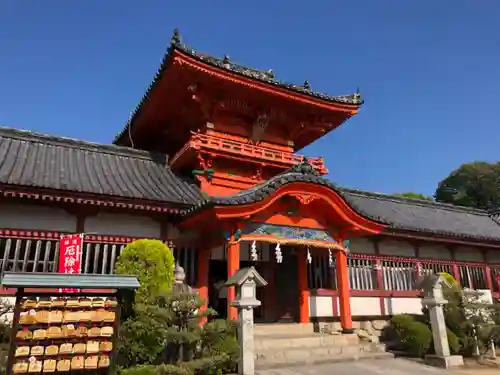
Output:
[419, 274, 463, 368]
[172, 263, 192, 295]
[224, 267, 267, 375]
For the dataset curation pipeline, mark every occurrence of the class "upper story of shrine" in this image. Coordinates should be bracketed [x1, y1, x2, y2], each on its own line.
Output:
[114, 29, 363, 196]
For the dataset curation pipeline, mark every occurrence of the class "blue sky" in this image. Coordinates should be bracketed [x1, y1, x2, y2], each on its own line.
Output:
[1, 1, 499, 196]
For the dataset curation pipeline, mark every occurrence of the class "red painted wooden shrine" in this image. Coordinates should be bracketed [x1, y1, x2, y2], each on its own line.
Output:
[113, 30, 390, 331]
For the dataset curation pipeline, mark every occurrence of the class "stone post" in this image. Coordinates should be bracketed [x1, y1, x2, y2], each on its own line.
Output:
[419, 274, 463, 368]
[224, 267, 267, 375]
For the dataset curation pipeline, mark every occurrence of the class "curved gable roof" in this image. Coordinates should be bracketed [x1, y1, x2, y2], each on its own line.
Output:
[184, 161, 500, 242]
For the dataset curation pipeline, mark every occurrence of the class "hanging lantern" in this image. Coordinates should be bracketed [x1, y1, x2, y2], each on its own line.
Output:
[250, 241, 258, 261]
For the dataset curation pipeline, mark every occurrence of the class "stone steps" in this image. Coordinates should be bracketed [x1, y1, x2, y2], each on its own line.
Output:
[254, 324, 391, 369]
[254, 323, 316, 337]
[255, 332, 360, 350]
[255, 340, 393, 369]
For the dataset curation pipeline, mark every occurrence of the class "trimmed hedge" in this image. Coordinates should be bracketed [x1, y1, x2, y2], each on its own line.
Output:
[390, 314, 432, 357]
[115, 239, 175, 302]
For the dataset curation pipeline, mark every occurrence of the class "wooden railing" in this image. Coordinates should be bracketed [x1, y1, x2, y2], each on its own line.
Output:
[0, 231, 198, 292]
[308, 252, 500, 298]
[2, 230, 499, 299]
[170, 132, 328, 174]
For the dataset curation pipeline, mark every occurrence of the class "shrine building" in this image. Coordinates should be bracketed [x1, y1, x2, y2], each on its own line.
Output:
[2, 30, 500, 332]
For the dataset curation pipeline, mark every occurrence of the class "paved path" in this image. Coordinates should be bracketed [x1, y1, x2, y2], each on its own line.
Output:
[256, 358, 473, 375]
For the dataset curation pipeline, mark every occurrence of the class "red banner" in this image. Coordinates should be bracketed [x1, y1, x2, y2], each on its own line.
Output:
[58, 234, 83, 293]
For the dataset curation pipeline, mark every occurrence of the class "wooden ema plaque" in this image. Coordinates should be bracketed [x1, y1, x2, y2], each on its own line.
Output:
[8, 295, 119, 374]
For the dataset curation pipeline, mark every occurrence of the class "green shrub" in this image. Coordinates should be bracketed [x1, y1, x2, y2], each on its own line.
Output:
[119, 364, 192, 375]
[117, 291, 218, 368]
[119, 365, 158, 375]
[115, 239, 175, 302]
[390, 314, 417, 336]
[447, 329, 460, 355]
[390, 315, 432, 357]
[402, 321, 432, 357]
[199, 320, 239, 374]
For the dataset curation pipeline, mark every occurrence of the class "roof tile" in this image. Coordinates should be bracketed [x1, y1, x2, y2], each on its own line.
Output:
[0, 127, 203, 206]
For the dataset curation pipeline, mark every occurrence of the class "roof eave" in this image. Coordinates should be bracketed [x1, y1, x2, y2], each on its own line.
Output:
[0, 183, 192, 214]
[383, 228, 500, 248]
[114, 32, 363, 145]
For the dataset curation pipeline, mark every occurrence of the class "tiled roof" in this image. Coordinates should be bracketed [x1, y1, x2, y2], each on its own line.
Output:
[0, 127, 203, 206]
[2, 126, 499, 241]
[184, 161, 500, 242]
[114, 29, 362, 144]
[340, 189, 500, 242]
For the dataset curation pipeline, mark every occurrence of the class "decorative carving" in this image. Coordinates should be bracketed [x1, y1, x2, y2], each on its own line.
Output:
[289, 193, 318, 205]
[251, 168, 262, 181]
[197, 153, 212, 170]
[291, 158, 319, 176]
[192, 153, 214, 183]
[250, 114, 269, 144]
[171, 28, 182, 46]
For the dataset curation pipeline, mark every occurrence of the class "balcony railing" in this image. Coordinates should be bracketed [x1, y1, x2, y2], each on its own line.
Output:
[170, 132, 328, 175]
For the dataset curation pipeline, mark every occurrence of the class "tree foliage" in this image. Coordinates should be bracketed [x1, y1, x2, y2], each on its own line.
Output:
[115, 239, 175, 302]
[435, 162, 500, 210]
[393, 192, 433, 201]
[118, 291, 238, 375]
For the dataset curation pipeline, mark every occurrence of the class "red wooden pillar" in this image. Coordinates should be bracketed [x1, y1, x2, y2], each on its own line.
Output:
[227, 240, 240, 321]
[336, 250, 353, 333]
[297, 247, 309, 324]
[197, 247, 210, 325]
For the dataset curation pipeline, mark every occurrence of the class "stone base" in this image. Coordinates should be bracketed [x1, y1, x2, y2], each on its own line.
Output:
[424, 354, 464, 368]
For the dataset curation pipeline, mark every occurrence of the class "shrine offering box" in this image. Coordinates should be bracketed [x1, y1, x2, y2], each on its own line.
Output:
[0, 272, 139, 375]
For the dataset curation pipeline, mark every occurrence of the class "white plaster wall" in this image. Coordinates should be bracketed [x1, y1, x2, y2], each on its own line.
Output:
[454, 246, 484, 262]
[0, 203, 76, 232]
[378, 239, 416, 257]
[349, 238, 375, 254]
[384, 297, 422, 315]
[84, 212, 160, 238]
[309, 296, 333, 317]
[419, 243, 452, 260]
[351, 297, 381, 316]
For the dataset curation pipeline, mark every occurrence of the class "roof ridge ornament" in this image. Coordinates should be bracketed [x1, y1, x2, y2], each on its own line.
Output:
[353, 87, 362, 103]
[223, 55, 231, 69]
[171, 28, 182, 46]
[291, 158, 319, 176]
